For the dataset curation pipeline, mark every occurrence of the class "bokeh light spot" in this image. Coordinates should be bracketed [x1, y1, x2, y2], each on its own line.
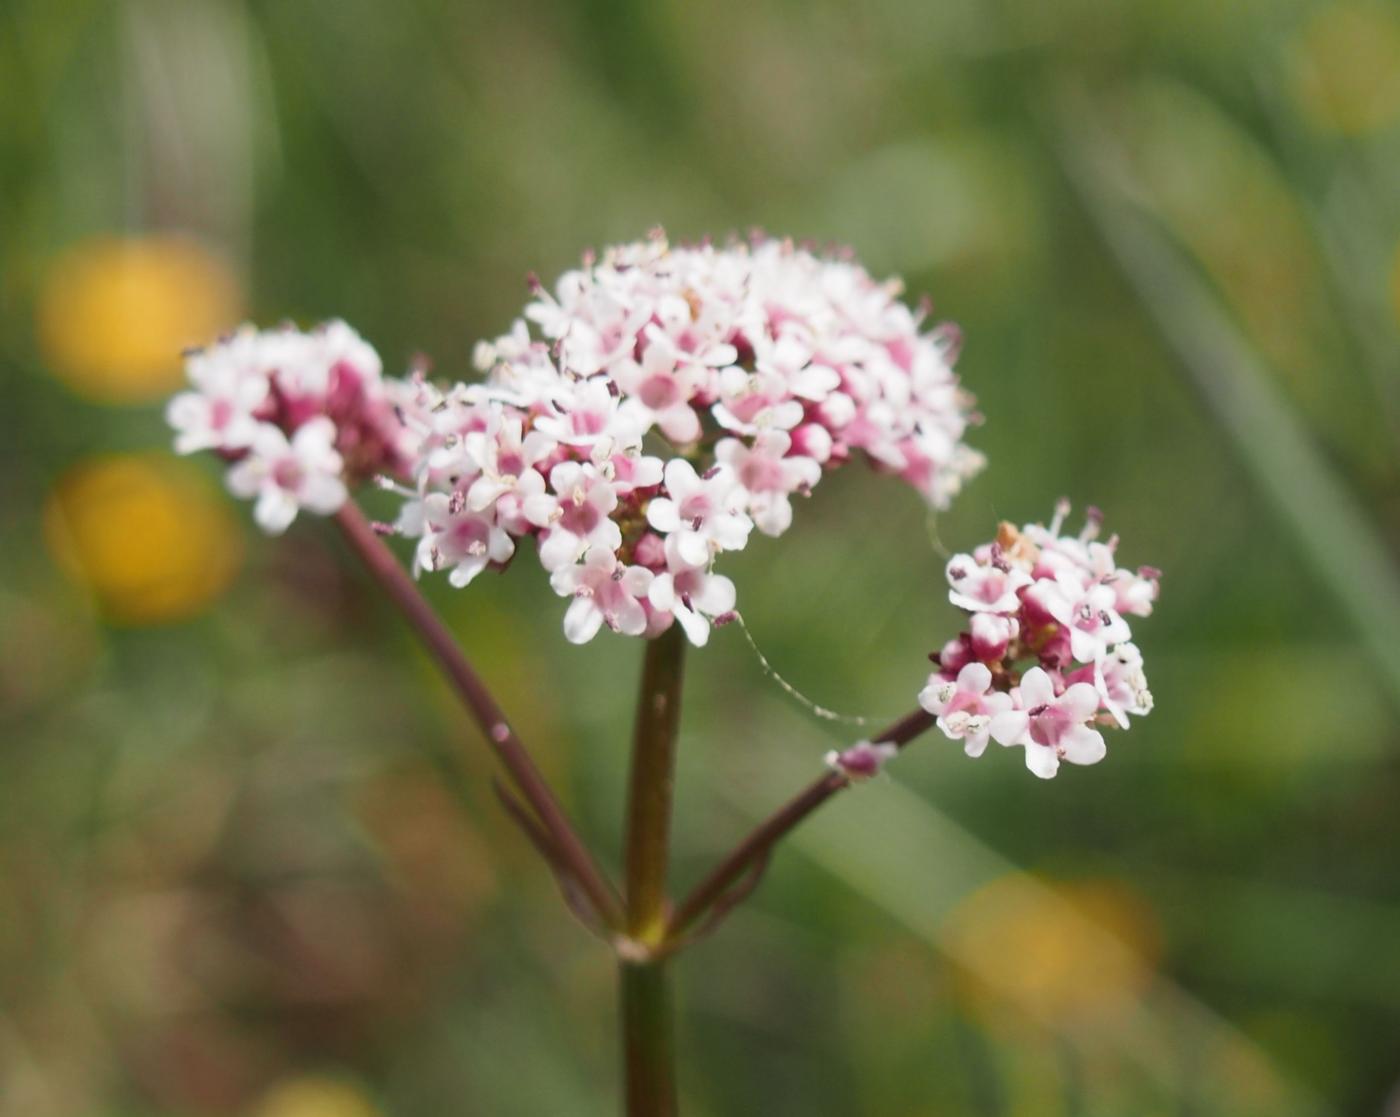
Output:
[253, 1075, 381, 1117]
[1291, 2, 1400, 135]
[943, 875, 1159, 1023]
[43, 453, 244, 624]
[1391, 239, 1400, 327]
[37, 235, 242, 403]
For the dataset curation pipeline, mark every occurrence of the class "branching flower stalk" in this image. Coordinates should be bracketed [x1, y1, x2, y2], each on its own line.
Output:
[167, 231, 1161, 1116]
[333, 502, 624, 931]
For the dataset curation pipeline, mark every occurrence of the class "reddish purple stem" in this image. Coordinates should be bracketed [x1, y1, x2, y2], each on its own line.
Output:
[667, 707, 934, 936]
[334, 503, 625, 930]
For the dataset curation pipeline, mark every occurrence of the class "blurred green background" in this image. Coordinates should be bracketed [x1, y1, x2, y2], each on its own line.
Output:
[4, 1, 1400, 1114]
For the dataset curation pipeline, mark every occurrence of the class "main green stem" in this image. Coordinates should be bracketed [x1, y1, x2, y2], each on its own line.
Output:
[620, 960, 675, 1116]
[620, 624, 686, 1115]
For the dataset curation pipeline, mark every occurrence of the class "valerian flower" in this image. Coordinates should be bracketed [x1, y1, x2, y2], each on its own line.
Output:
[989, 667, 1107, 779]
[918, 662, 1012, 758]
[225, 417, 347, 534]
[550, 546, 655, 644]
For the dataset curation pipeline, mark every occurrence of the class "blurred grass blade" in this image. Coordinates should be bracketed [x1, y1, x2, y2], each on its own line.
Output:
[1048, 92, 1400, 713]
[723, 765, 1332, 1116]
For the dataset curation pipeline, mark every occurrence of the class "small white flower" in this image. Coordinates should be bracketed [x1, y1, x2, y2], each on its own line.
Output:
[415, 491, 516, 587]
[989, 668, 1106, 779]
[550, 547, 654, 644]
[646, 535, 738, 647]
[714, 430, 821, 537]
[612, 327, 705, 444]
[945, 553, 1032, 614]
[1025, 574, 1132, 664]
[645, 460, 753, 566]
[462, 413, 556, 513]
[534, 377, 643, 451]
[919, 662, 1012, 758]
[1094, 643, 1153, 729]
[225, 417, 348, 534]
[526, 461, 623, 571]
[167, 328, 272, 453]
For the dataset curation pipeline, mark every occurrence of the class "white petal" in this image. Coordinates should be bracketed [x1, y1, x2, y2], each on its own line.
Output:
[1060, 682, 1101, 723]
[254, 488, 298, 535]
[659, 405, 702, 444]
[292, 416, 337, 454]
[675, 530, 710, 568]
[648, 574, 677, 612]
[989, 710, 1029, 747]
[1060, 726, 1107, 766]
[646, 498, 681, 533]
[563, 597, 603, 644]
[468, 475, 508, 511]
[673, 604, 710, 646]
[537, 530, 581, 571]
[1024, 744, 1060, 779]
[299, 474, 348, 515]
[225, 460, 262, 500]
[957, 662, 992, 695]
[1070, 627, 1104, 664]
[920, 679, 954, 716]
[963, 732, 989, 758]
[593, 519, 624, 553]
[691, 572, 735, 615]
[448, 555, 488, 588]
[521, 493, 559, 527]
[751, 494, 792, 537]
[549, 460, 583, 494]
[614, 597, 648, 636]
[549, 564, 580, 597]
[710, 512, 753, 551]
[1019, 668, 1055, 708]
[621, 566, 654, 595]
[487, 527, 516, 564]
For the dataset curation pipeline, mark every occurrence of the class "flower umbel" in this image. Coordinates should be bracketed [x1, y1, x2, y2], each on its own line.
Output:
[390, 232, 983, 646]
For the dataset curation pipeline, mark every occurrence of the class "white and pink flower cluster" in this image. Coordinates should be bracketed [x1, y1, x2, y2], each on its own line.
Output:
[389, 232, 984, 646]
[167, 321, 410, 534]
[918, 503, 1160, 778]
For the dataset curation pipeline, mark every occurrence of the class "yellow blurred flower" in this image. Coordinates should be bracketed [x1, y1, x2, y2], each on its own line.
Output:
[37, 235, 241, 403]
[942, 875, 1159, 1023]
[253, 1075, 381, 1117]
[43, 454, 243, 624]
[1392, 240, 1400, 327]
[1291, 2, 1400, 135]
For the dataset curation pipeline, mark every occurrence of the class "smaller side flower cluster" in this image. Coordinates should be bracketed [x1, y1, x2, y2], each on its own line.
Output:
[167, 322, 411, 533]
[918, 503, 1159, 778]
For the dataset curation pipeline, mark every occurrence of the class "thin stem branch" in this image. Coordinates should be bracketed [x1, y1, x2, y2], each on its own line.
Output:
[623, 623, 687, 944]
[333, 503, 625, 930]
[666, 707, 934, 938]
